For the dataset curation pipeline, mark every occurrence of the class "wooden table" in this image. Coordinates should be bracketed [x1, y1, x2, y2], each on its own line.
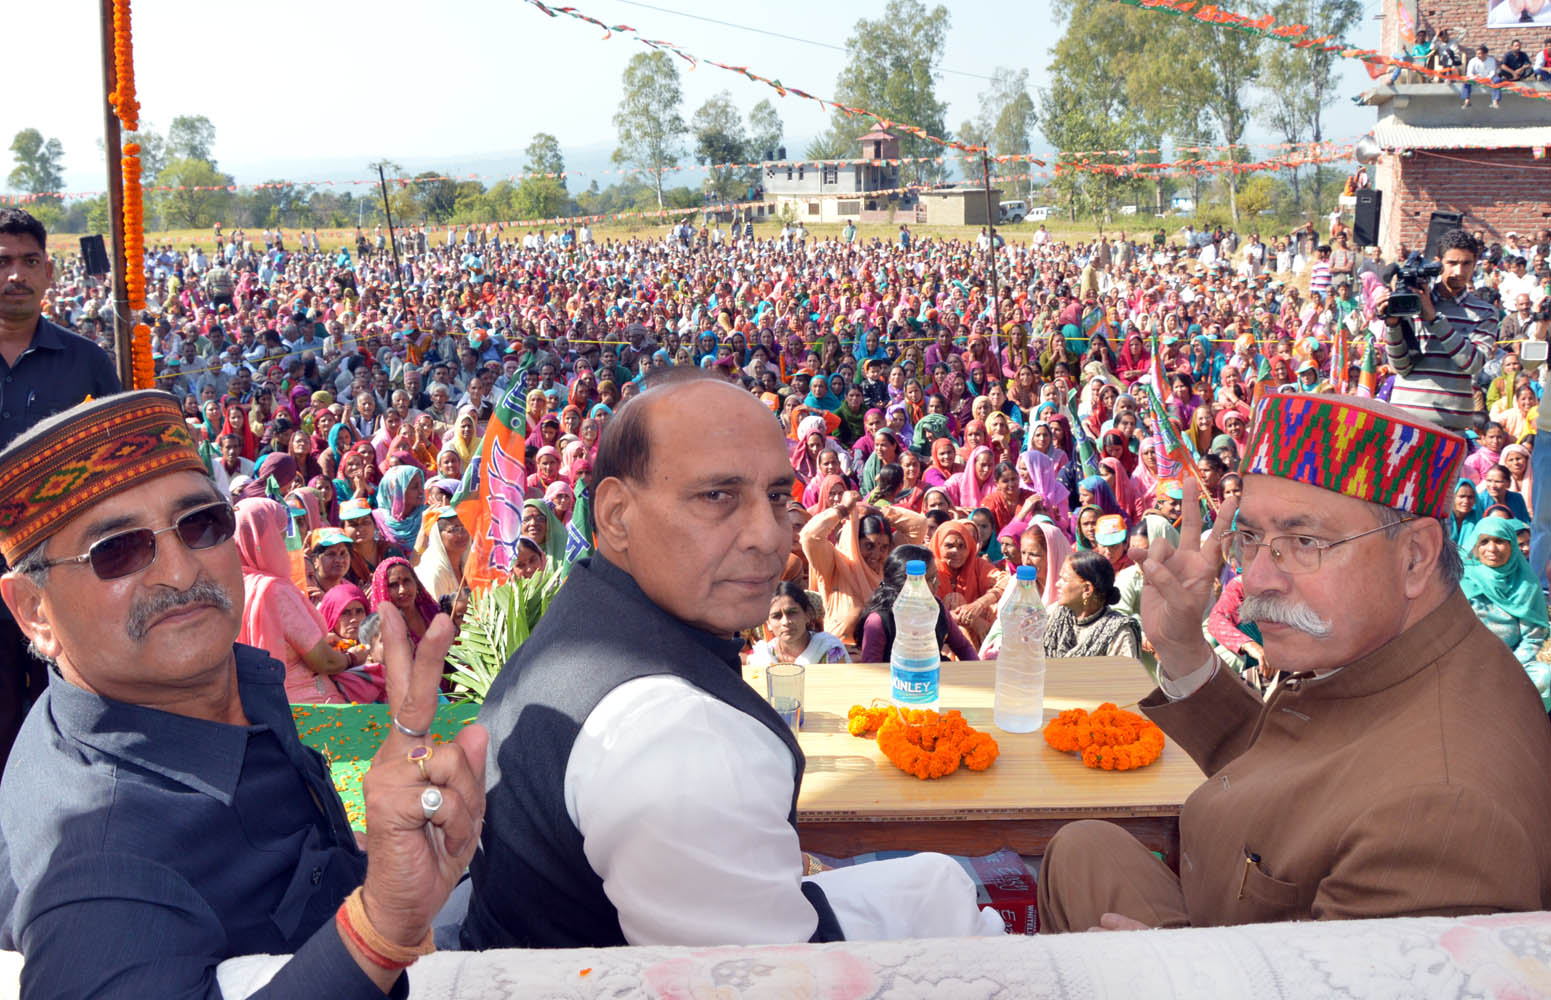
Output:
[745, 658, 1205, 867]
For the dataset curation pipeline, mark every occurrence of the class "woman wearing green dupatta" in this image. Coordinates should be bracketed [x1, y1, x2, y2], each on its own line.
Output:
[1463, 517, 1551, 709]
[1073, 504, 1102, 550]
[521, 497, 569, 568]
[1447, 478, 1482, 557]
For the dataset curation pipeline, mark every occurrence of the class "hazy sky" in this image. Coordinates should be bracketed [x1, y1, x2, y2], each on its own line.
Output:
[8, 0, 1382, 194]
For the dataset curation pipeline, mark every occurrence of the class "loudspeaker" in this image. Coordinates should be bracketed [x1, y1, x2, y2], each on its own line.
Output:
[1354, 189, 1382, 247]
[1425, 210, 1463, 260]
[79, 235, 110, 276]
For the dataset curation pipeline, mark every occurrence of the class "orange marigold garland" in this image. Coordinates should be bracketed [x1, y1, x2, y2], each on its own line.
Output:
[109, 0, 151, 385]
[848, 704, 999, 780]
[1043, 702, 1165, 771]
[108, 0, 140, 131]
[129, 323, 154, 389]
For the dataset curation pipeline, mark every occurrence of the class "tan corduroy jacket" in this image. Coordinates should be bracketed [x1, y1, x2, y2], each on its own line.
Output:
[1142, 589, 1551, 925]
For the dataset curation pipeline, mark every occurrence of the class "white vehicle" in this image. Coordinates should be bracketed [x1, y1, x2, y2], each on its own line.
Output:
[999, 200, 1028, 223]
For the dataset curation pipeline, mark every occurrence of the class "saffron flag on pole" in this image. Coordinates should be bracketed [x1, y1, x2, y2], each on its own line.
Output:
[1065, 391, 1102, 480]
[1144, 334, 1219, 514]
[1081, 305, 1112, 345]
[1331, 324, 1348, 394]
[1356, 336, 1378, 397]
[455, 378, 528, 592]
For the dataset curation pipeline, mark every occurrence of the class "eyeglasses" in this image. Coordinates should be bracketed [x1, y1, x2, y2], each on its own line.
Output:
[1221, 519, 1411, 575]
[41, 503, 237, 581]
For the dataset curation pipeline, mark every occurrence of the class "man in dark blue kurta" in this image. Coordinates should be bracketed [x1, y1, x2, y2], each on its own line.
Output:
[0, 391, 487, 998]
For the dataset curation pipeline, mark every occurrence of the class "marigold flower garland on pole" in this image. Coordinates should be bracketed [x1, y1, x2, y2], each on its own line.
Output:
[107, 0, 152, 388]
[1044, 703, 1165, 771]
[847, 704, 1000, 780]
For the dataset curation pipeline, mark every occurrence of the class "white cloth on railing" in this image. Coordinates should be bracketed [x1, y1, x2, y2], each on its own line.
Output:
[208, 910, 1551, 999]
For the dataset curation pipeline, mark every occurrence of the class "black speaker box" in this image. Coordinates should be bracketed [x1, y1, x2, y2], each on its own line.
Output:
[1425, 211, 1463, 260]
[1354, 189, 1382, 247]
[79, 234, 110, 276]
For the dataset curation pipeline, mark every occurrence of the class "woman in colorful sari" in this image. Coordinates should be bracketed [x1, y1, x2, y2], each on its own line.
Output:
[234, 498, 350, 703]
[1462, 518, 1551, 709]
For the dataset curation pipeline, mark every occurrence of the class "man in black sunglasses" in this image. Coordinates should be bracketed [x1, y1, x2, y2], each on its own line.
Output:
[0, 390, 487, 998]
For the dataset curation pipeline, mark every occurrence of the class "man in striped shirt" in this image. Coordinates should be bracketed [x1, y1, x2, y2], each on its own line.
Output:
[1309, 245, 1333, 299]
[1372, 229, 1495, 432]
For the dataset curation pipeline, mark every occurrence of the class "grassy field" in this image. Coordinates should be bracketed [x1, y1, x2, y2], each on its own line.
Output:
[49, 215, 1146, 257]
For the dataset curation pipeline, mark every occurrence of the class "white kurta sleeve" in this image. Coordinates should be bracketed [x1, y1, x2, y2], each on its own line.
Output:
[564, 676, 819, 946]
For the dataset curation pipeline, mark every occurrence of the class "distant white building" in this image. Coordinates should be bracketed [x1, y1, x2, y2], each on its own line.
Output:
[1170, 192, 1196, 214]
[765, 127, 911, 223]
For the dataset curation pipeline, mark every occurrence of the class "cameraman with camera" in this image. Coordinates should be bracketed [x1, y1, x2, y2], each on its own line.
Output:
[1371, 228, 1497, 432]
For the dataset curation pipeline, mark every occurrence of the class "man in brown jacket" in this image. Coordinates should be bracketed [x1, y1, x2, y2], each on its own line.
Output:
[1039, 393, 1551, 931]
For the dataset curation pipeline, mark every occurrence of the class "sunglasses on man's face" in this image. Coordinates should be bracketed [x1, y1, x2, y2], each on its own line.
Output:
[41, 503, 237, 581]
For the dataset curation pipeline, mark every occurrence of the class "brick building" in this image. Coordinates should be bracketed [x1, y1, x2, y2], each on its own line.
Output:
[1360, 0, 1551, 253]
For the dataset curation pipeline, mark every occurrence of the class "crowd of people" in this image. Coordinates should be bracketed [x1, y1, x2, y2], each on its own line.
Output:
[24, 206, 1551, 709]
[4, 202, 1551, 993]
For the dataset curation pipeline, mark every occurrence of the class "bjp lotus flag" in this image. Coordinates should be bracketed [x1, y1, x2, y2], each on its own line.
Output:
[455, 378, 528, 592]
[1357, 337, 1378, 398]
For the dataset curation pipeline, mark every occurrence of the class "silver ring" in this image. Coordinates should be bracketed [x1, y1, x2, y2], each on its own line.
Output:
[392, 713, 430, 739]
[420, 786, 444, 822]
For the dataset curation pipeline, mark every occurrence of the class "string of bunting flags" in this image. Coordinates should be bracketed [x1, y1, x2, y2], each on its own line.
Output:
[520, 0, 982, 154]
[2, 139, 1352, 207]
[1107, 0, 1551, 103]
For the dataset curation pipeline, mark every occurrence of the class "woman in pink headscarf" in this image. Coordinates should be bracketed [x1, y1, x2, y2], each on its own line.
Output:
[527, 445, 564, 496]
[544, 479, 577, 523]
[560, 439, 589, 483]
[370, 556, 443, 655]
[234, 497, 350, 703]
[944, 445, 998, 510]
[1017, 446, 1072, 534]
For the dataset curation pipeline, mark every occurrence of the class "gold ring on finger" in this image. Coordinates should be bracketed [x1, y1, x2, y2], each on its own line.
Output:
[407, 744, 434, 781]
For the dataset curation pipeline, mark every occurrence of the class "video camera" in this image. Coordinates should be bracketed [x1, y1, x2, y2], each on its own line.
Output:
[1382, 253, 1444, 318]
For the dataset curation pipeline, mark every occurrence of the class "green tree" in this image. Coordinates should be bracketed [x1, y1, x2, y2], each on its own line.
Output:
[512, 177, 571, 220]
[1255, 0, 1362, 214]
[1131, 19, 1260, 222]
[245, 180, 308, 227]
[523, 133, 567, 181]
[691, 91, 750, 202]
[8, 129, 65, 199]
[408, 171, 461, 222]
[166, 115, 217, 166]
[1039, 2, 1149, 222]
[971, 68, 1037, 158]
[612, 51, 687, 208]
[825, 0, 953, 183]
[748, 100, 783, 164]
[157, 157, 234, 228]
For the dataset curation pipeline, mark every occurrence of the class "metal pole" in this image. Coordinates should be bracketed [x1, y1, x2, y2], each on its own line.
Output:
[981, 150, 1000, 328]
[378, 164, 402, 281]
[100, 0, 133, 388]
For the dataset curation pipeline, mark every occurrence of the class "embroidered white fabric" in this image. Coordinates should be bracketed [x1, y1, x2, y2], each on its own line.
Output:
[205, 910, 1551, 999]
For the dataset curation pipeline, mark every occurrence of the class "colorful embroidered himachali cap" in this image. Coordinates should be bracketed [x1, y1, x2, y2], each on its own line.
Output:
[0, 391, 207, 563]
[1241, 393, 1465, 520]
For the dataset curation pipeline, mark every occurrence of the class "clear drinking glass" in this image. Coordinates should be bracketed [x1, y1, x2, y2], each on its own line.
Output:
[766, 662, 805, 732]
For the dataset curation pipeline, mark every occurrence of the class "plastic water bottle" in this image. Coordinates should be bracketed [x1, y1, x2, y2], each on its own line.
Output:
[890, 560, 941, 712]
[994, 565, 1048, 733]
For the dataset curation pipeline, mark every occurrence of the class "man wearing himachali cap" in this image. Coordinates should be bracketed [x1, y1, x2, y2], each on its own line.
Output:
[1038, 393, 1551, 932]
[0, 391, 485, 996]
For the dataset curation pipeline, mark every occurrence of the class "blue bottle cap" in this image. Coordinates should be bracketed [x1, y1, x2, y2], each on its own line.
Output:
[1016, 565, 1039, 582]
[905, 560, 927, 576]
